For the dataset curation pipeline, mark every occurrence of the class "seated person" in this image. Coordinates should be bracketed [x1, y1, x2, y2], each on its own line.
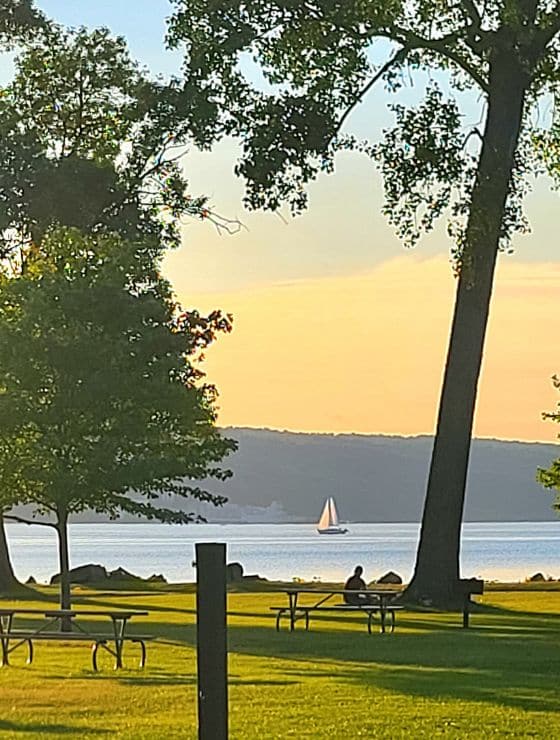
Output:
[344, 565, 372, 605]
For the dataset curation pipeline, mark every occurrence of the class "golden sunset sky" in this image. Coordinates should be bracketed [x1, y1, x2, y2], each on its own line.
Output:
[29, 2, 560, 443]
[167, 148, 560, 443]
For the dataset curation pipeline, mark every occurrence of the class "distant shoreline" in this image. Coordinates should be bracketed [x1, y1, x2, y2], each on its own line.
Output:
[6, 519, 560, 525]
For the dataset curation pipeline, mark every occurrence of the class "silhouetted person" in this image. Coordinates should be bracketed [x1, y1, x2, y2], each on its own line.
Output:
[344, 565, 372, 605]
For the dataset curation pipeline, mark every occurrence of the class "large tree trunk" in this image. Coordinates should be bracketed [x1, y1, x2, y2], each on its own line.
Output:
[0, 514, 19, 593]
[55, 510, 72, 630]
[405, 51, 529, 607]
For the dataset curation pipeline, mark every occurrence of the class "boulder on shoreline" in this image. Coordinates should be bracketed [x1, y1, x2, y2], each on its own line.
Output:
[50, 563, 167, 585]
[226, 562, 244, 583]
[147, 573, 167, 583]
[108, 567, 142, 581]
[377, 571, 403, 585]
[50, 563, 107, 585]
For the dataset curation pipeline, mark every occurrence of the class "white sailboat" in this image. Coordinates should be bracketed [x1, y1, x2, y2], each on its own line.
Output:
[316, 497, 348, 535]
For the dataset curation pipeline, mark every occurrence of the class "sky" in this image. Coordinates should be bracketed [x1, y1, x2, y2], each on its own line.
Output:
[17, 1, 560, 442]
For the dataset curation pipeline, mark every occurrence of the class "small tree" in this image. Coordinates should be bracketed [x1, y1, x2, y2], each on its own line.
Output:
[0, 21, 239, 591]
[0, 226, 236, 611]
[538, 376, 560, 506]
[168, 0, 560, 605]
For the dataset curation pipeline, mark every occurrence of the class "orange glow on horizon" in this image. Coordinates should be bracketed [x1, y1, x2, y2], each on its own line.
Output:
[174, 256, 560, 444]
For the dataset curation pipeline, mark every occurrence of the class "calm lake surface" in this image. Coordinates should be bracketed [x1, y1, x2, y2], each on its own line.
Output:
[5, 521, 560, 584]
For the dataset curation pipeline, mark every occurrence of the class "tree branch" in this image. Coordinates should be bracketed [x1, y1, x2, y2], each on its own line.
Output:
[403, 30, 490, 93]
[330, 46, 410, 141]
[537, 3, 560, 46]
[459, 0, 482, 28]
[4, 514, 57, 529]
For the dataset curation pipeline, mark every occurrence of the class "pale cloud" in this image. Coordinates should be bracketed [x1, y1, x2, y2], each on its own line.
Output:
[176, 256, 560, 443]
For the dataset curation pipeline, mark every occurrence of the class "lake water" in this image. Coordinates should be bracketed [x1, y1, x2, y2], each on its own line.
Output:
[5, 521, 560, 584]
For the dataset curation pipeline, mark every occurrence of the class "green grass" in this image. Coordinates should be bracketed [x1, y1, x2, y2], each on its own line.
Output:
[1, 586, 559, 738]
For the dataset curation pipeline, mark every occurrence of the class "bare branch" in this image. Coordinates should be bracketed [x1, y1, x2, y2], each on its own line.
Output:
[194, 210, 246, 236]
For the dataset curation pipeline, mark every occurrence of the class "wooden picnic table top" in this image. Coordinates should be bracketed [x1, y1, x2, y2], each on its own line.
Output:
[0, 607, 148, 618]
[43, 609, 148, 618]
[0, 608, 51, 616]
[282, 587, 400, 596]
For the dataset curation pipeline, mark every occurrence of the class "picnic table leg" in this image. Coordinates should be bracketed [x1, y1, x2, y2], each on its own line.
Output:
[289, 593, 297, 632]
[25, 639, 33, 664]
[111, 617, 127, 669]
[380, 603, 386, 634]
[0, 614, 12, 666]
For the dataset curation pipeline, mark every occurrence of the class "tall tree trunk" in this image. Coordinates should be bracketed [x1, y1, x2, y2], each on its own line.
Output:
[55, 509, 72, 630]
[0, 514, 19, 593]
[405, 51, 529, 606]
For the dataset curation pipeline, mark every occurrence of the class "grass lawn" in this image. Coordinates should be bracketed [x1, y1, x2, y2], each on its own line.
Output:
[0, 585, 559, 738]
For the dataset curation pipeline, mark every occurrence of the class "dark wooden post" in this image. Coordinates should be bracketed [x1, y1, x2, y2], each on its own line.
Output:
[196, 542, 228, 740]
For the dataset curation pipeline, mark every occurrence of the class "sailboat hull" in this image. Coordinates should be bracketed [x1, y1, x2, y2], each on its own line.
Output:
[317, 527, 348, 535]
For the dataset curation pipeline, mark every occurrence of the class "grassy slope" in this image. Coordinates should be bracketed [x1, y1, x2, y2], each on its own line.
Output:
[0, 586, 559, 738]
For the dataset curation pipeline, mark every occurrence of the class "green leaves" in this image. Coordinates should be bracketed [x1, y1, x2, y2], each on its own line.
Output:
[11, 26, 140, 162]
[0, 0, 44, 46]
[371, 86, 474, 248]
[538, 375, 560, 510]
[0, 227, 237, 523]
[0, 23, 213, 261]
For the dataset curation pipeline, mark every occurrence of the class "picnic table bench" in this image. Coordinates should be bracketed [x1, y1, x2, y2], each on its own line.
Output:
[271, 588, 403, 634]
[0, 608, 151, 671]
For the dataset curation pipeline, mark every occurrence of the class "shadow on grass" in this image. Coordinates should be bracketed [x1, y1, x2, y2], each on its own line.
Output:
[115, 607, 560, 715]
[114, 674, 298, 688]
[4, 592, 560, 715]
[0, 719, 109, 734]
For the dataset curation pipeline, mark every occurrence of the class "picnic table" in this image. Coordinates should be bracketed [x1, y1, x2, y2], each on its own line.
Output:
[0, 607, 150, 670]
[271, 588, 402, 634]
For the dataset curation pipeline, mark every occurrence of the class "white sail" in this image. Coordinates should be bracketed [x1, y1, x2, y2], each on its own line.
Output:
[328, 497, 340, 527]
[317, 499, 331, 529]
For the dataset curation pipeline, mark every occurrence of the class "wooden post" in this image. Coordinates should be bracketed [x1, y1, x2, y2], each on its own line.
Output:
[196, 543, 228, 740]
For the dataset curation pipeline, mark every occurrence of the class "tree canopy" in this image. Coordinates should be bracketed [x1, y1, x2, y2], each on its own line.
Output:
[0, 226, 235, 526]
[0, 22, 240, 272]
[167, 0, 559, 253]
[0, 0, 43, 43]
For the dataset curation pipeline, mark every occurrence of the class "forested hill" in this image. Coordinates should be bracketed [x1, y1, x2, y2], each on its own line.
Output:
[196, 428, 559, 523]
[14, 428, 558, 524]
